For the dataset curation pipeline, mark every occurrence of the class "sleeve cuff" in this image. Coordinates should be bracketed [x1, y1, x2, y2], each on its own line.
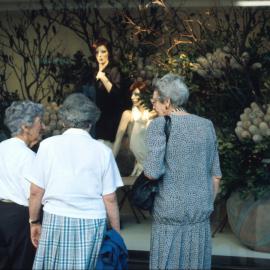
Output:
[24, 175, 45, 189]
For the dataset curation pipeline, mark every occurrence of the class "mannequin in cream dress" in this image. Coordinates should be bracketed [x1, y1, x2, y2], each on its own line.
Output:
[112, 81, 155, 176]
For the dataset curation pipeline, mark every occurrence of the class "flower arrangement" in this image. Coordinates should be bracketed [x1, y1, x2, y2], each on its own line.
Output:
[218, 107, 270, 200]
[235, 102, 270, 143]
[191, 48, 262, 79]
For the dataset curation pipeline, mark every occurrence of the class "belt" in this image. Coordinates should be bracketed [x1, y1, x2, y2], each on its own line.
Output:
[0, 199, 14, 203]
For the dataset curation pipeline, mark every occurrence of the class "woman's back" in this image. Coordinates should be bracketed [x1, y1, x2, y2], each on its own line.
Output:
[29, 128, 122, 219]
[144, 114, 219, 224]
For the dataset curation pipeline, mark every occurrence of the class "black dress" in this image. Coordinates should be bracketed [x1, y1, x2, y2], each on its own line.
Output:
[94, 64, 125, 142]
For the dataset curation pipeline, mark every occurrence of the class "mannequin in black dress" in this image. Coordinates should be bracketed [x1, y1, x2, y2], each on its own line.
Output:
[93, 38, 126, 144]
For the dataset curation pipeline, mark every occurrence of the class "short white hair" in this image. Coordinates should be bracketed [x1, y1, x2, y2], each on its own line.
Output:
[154, 73, 189, 106]
[58, 93, 100, 129]
[4, 101, 44, 136]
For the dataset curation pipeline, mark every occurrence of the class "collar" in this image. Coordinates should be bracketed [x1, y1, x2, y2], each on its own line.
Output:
[13, 136, 28, 147]
[62, 128, 91, 137]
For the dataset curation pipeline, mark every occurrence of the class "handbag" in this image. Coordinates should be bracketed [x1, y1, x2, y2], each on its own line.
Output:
[130, 115, 171, 211]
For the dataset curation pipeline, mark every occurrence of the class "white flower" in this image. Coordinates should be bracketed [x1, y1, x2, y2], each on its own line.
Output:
[196, 69, 208, 78]
[241, 52, 250, 64]
[196, 57, 209, 69]
[251, 62, 262, 70]
[249, 112, 256, 119]
[240, 113, 249, 121]
[249, 125, 259, 135]
[252, 117, 263, 126]
[263, 114, 270, 123]
[250, 102, 259, 110]
[259, 122, 268, 131]
[254, 110, 264, 118]
[259, 122, 269, 136]
[235, 126, 244, 135]
[223, 46, 231, 53]
[241, 130, 251, 139]
[242, 120, 251, 129]
[252, 134, 263, 143]
[244, 107, 252, 114]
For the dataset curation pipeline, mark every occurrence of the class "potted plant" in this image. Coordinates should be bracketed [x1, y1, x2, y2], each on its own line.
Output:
[224, 100, 270, 252]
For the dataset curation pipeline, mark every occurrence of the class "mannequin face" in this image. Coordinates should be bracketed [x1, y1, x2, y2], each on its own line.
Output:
[131, 88, 141, 107]
[95, 45, 109, 66]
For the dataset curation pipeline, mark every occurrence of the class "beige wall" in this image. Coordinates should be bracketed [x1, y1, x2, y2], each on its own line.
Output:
[0, 10, 90, 102]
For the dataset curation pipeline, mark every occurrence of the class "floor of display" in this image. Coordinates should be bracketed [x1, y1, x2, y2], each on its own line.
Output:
[120, 214, 270, 269]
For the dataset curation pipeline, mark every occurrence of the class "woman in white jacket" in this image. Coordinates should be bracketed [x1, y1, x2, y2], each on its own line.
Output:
[0, 100, 44, 270]
[27, 93, 123, 270]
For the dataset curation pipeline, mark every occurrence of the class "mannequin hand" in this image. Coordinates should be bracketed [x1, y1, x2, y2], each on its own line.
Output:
[96, 71, 106, 81]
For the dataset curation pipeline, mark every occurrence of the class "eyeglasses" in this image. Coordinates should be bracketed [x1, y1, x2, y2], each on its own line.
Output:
[150, 96, 162, 104]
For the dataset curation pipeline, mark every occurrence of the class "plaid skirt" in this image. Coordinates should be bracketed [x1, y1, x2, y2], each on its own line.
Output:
[33, 212, 106, 270]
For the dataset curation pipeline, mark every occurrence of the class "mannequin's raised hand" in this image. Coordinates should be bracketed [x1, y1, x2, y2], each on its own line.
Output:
[96, 70, 106, 81]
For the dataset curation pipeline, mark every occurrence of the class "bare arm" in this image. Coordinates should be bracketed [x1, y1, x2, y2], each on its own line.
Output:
[102, 192, 120, 233]
[213, 176, 221, 200]
[112, 110, 132, 157]
[29, 183, 45, 248]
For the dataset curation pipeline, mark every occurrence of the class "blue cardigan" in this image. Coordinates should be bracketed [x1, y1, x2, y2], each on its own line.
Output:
[96, 229, 128, 270]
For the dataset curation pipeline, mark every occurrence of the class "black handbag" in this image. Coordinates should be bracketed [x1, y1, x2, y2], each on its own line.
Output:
[130, 115, 171, 211]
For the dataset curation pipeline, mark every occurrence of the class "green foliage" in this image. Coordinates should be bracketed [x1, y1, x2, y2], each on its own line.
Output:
[218, 134, 241, 199]
[182, 8, 270, 200]
[218, 133, 270, 200]
[42, 51, 92, 104]
[239, 139, 270, 199]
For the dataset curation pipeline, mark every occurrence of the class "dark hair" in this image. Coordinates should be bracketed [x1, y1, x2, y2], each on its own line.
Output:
[92, 38, 112, 61]
[129, 81, 147, 92]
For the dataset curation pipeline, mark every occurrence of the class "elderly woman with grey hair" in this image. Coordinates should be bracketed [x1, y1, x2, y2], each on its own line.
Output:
[0, 100, 44, 270]
[27, 93, 123, 270]
[144, 73, 222, 270]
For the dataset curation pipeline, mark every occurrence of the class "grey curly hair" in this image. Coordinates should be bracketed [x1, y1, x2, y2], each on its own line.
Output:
[58, 93, 101, 129]
[154, 73, 189, 107]
[4, 101, 44, 136]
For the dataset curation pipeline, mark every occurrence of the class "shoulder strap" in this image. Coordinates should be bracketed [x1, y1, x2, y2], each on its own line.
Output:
[164, 115, 171, 143]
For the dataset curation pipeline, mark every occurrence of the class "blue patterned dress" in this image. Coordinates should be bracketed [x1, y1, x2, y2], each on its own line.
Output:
[144, 114, 222, 270]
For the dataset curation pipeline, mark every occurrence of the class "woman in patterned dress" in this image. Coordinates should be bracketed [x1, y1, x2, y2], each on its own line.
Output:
[144, 73, 222, 270]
